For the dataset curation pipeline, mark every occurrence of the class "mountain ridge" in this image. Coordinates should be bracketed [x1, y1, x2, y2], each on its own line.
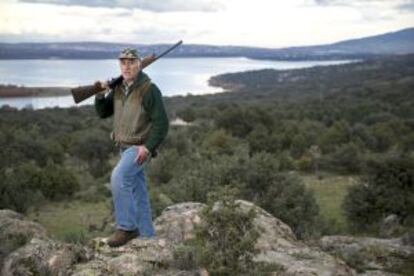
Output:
[0, 27, 413, 60]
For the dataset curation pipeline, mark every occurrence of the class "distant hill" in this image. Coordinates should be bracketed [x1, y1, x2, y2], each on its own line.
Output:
[291, 27, 414, 56]
[0, 27, 413, 60]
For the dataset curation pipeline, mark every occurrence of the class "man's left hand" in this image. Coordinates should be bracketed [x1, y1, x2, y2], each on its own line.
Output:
[134, 145, 150, 165]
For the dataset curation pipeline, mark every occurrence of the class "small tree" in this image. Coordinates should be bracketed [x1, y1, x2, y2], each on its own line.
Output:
[343, 156, 414, 233]
[259, 173, 320, 238]
[194, 186, 260, 275]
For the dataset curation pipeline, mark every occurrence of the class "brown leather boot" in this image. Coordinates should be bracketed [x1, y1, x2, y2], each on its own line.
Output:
[106, 229, 138, 247]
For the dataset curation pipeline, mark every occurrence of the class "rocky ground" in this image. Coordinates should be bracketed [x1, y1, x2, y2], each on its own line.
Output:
[1, 201, 413, 275]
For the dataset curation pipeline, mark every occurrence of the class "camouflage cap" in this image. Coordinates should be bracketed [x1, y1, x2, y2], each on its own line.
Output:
[118, 48, 141, 59]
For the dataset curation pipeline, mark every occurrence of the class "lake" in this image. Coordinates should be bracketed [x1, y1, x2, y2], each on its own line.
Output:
[0, 57, 353, 109]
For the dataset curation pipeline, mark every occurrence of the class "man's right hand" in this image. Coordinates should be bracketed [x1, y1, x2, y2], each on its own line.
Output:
[98, 81, 109, 90]
[95, 81, 109, 96]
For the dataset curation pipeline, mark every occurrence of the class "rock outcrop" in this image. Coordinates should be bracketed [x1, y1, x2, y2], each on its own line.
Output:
[0, 210, 88, 276]
[379, 214, 404, 238]
[319, 235, 414, 275]
[156, 201, 355, 275]
[0, 209, 48, 256]
[1, 201, 413, 275]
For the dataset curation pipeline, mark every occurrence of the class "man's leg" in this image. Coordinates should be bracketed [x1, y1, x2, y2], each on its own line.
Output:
[111, 146, 155, 236]
[133, 167, 156, 237]
[111, 147, 141, 232]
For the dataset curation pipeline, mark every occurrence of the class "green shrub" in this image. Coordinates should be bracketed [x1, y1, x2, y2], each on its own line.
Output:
[192, 186, 260, 276]
[343, 155, 414, 232]
[32, 161, 80, 200]
[258, 173, 320, 238]
[62, 229, 87, 245]
[0, 164, 45, 213]
[321, 142, 363, 174]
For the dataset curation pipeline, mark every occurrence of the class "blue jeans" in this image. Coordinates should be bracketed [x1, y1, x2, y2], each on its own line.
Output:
[110, 145, 155, 237]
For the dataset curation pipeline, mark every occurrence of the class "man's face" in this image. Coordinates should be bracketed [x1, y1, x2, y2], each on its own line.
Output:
[119, 58, 141, 83]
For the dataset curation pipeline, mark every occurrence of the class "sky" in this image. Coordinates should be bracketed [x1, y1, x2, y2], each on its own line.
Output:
[0, 0, 413, 48]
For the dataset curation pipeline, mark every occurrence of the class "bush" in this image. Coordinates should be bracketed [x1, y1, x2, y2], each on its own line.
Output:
[162, 150, 249, 203]
[343, 156, 414, 233]
[241, 151, 280, 200]
[149, 188, 174, 218]
[201, 129, 240, 156]
[0, 160, 78, 212]
[32, 161, 80, 200]
[161, 150, 321, 238]
[214, 106, 255, 138]
[258, 173, 320, 238]
[62, 229, 87, 245]
[191, 186, 260, 275]
[177, 107, 197, 122]
[0, 163, 45, 213]
[321, 142, 363, 174]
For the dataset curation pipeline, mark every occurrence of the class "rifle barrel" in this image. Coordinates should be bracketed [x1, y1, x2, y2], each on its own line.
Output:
[151, 40, 183, 63]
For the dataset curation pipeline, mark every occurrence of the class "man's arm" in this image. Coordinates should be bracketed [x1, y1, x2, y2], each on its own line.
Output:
[95, 90, 114, 118]
[142, 84, 169, 154]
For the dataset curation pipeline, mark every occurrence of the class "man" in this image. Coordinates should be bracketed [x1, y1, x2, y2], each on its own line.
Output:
[94, 48, 169, 247]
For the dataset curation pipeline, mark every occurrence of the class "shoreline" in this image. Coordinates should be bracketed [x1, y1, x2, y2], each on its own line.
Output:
[0, 58, 356, 100]
[0, 79, 228, 99]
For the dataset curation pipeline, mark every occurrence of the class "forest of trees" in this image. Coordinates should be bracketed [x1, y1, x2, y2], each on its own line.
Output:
[0, 54, 413, 241]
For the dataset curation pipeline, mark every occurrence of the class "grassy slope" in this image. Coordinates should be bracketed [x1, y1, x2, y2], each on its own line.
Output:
[27, 200, 112, 242]
[301, 173, 357, 233]
[27, 173, 356, 239]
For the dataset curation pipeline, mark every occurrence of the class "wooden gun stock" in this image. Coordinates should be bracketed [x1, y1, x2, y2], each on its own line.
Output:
[71, 82, 105, 104]
[71, 40, 182, 104]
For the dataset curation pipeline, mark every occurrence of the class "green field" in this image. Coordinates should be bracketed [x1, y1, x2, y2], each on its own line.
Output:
[301, 173, 358, 233]
[26, 173, 357, 241]
[27, 199, 112, 243]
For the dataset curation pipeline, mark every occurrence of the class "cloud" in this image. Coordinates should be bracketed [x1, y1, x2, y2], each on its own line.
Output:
[312, 0, 347, 6]
[312, 0, 414, 7]
[1, 0, 413, 47]
[18, 0, 224, 12]
[398, 2, 414, 12]
[308, 0, 414, 22]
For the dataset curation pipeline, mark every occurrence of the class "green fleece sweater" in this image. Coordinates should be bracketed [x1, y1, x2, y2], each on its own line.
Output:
[94, 71, 169, 153]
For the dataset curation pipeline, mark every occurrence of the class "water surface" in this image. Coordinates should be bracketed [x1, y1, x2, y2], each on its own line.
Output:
[0, 57, 353, 109]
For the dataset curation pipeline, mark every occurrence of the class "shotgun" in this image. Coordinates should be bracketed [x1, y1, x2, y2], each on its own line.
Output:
[71, 40, 183, 104]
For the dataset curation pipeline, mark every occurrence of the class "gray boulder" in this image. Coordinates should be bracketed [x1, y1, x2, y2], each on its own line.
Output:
[0, 209, 47, 239]
[319, 235, 414, 274]
[2, 238, 87, 276]
[154, 202, 206, 243]
[4, 200, 412, 276]
[0, 209, 87, 276]
[154, 200, 356, 275]
[379, 214, 404, 238]
[59, 200, 358, 275]
[0, 209, 48, 264]
[72, 235, 204, 275]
